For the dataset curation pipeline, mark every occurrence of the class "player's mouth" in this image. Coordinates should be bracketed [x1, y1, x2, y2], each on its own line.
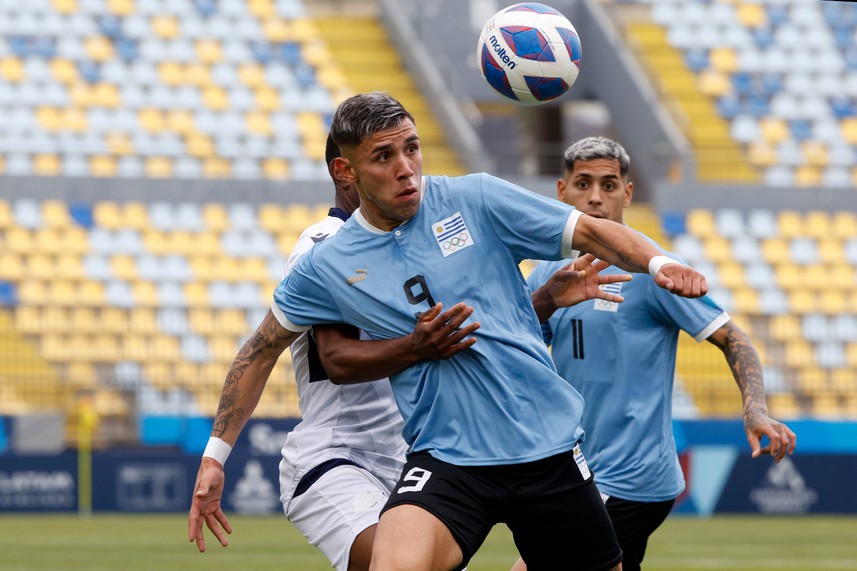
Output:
[397, 186, 419, 200]
[586, 211, 605, 218]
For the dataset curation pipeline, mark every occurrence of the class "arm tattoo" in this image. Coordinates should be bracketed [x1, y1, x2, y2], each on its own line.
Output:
[211, 312, 289, 437]
[710, 323, 767, 416]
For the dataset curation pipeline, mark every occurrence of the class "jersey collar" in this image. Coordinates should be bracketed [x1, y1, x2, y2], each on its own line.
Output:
[328, 207, 349, 222]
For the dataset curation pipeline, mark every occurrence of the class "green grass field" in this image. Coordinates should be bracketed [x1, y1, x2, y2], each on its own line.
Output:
[1, 514, 856, 570]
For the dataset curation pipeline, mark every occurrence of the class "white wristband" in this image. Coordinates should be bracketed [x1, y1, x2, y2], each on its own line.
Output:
[648, 255, 679, 276]
[202, 437, 232, 466]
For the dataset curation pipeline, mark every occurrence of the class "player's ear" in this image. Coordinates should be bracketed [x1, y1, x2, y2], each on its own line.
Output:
[557, 177, 567, 202]
[623, 180, 633, 208]
[331, 156, 356, 185]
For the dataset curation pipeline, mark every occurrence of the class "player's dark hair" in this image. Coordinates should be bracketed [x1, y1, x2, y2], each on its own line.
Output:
[324, 132, 340, 166]
[330, 92, 416, 148]
[563, 136, 631, 178]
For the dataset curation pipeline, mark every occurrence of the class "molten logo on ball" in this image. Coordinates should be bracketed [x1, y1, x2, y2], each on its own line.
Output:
[476, 2, 582, 105]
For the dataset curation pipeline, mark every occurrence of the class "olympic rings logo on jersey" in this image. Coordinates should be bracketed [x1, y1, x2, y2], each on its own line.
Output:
[433, 211, 475, 258]
[442, 233, 469, 250]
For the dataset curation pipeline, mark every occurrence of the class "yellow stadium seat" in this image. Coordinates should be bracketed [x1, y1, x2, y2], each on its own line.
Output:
[717, 262, 745, 288]
[788, 290, 817, 314]
[36, 107, 62, 131]
[278, 232, 299, 256]
[737, 3, 767, 27]
[25, 253, 54, 280]
[186, 134, 214, 158]
[188, 308, 216, 335]
[218, 309, 250, 335]
[802, 142, 829, 168]
[794, 166, 821, 187]
[249, 0, 276, 18]
[110, 255, 137, 280]
[803, 211, 831, 239]
[55, 254, 84, 280]
[255, 87, 280, 112]
[203, 158, 232, 178]
[129, 308, 157, 333]
[99, 307, 128, 334]
[258, 204, 283, 233]
[246, 112, 272, 136]
[767, 393, 800, 419]
[210, 334, 240, 363]
[202, 86, 228, 110]
[263, 19, 291, 42]
[107, 0, 134, 15]
[52, 0, 78, 13]
[709, 48, 738, 73]
[85, 36, 114, 61]
[33, 154, 61, 176]
[785, 340, 815, 369]
[202, 203, 229, 232]
[831, 212, 857, 239]
[1, 57, 25, 82]
[777, 210, 803, 239]
[811, 393, 842, 418]
[93, 201, 122, 230]
[42, 200, 71, 228]
[184, 282, 209, 308]
[685, 209, 715, 237]
[703, 236, 732, 262]
[151, 15, 180, 39]
[69, 84, 97, 108]
[841, 117, 857, 144]
[184, 64, 211, 88]
[846, 342, 857, 367]
[50, 59, 78, 84]
[166, 110, 195, 134]
[144, 157, 173, 178]
[732, 287, 759, 314]
[768, 314, 801, 342]
[748, 142, 777, 168]
[94, 82, 123, 105]
[138, 109, 165, 133]
[238, 64, 267, 88]
[90, 156, 117, 177]
[759, 117, 789, 144]
[70, 307, 98, 333]
[807, 237, 845, 264]
[239, 257, 269, 284]
[819, 290, 847, 315]
[263, 158, 289, 180]
[760, 238, 789, 265]
[196, 40, 222, 64]
[158, 62, 184, 86]
[132, 281, 158, 307]
[194, 232, 222, 256]
[797, 366, 828, 393]
[62, 108, 88, 132]
[0, 252, 24, 281]
[78, 280, 105, 306]
[106, 132, 133, 156]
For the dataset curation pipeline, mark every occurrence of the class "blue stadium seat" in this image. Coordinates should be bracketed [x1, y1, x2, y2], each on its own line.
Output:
[0, 281, 18, 306]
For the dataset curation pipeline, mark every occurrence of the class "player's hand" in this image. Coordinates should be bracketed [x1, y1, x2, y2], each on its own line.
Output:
[546, 254, 632, 309]
[654, 264, 707, 298]
[188, 457, 232, 552]
[744, 411, 797, 463]
[408, 302, 479, 360]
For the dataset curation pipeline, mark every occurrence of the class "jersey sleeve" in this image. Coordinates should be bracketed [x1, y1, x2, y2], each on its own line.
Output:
[478, 173, 579, 262]
[646, 254, 730, 342]
[271, 247, 345, 333]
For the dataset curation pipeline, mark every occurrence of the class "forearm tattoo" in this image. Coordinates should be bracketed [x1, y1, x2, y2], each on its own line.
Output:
[711, 324, 767, 417]
[211, 313, 288, 437]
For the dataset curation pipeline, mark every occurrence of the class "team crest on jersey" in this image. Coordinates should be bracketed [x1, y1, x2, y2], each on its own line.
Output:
[432, 211, 474, 257]
[594, 282, 622, 313]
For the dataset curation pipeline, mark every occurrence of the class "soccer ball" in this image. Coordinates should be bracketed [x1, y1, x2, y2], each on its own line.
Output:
[476, 3, 582, 105]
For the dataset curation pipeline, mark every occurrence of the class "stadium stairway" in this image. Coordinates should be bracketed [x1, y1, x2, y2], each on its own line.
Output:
[0, 309, 66, 413]
[313, 15, 465, 176]
[623, 21, 759, 184]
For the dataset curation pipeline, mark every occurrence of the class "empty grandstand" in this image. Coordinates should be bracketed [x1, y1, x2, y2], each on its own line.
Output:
[0, 0, 854, 454]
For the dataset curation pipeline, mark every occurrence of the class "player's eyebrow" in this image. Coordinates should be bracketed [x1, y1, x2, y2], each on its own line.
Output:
[368, 135, 420, 156]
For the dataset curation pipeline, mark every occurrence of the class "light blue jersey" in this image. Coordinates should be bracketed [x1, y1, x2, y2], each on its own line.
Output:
[527, 235, 729, 501]
[272, 173, 585, 466]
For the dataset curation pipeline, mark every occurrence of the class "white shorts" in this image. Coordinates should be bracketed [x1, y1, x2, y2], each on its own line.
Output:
[284, 464, 393, 571]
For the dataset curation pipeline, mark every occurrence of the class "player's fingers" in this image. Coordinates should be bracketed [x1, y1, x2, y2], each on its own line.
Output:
[193, 515, 206, 552]
[444, 305, 474, 330]
[419, 302, 443, 322]
[215, 509, 233, 535]
[591, 259, 610, 273]
[205, 514, 229, 548]
[447, 322, 480, 343]
[654, 271, 675, 292]
[785, 426, 797, 455]
[599, 273, 632, 284]
[746, 431, 762, 458]
[766, 429, 784, 462]
[594, 290, 624, 303]
[577, 253, 596, 266]
[188, 510, 199, 543]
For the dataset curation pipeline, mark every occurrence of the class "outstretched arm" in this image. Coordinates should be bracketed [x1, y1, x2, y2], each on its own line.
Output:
[572, 215, 707, 298]
[706, 320, 796, 462]
[315, 302, 479, 383]
[530, 253, 632, 323]
[188, 309, 300, 552]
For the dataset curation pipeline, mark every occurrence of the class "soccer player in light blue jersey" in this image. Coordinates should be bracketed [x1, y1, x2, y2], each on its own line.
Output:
[193, 93, 709, 571]
[517, 137, 797, 571]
